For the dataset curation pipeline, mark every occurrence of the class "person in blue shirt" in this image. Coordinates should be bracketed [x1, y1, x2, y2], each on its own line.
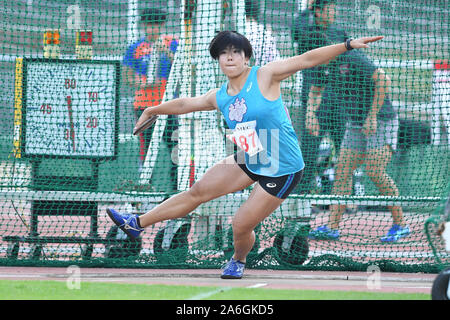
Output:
[122, 8, 179, 191]
[122, 8, 178, 112]
[107, 30, 383, 279]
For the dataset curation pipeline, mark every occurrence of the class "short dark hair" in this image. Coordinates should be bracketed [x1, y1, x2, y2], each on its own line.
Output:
[209, 31, 253, 60]
[313, 0, 336, 11]
[245, 0, 259, 19]
[141, 8, 167, 24]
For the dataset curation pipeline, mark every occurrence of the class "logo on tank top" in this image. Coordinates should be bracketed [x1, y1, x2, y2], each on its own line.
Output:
[228, 97, 247, 122]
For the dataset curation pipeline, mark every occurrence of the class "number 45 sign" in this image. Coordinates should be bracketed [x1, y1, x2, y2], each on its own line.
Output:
[227, 120, 264, 157]
[13, 58, 119, 159]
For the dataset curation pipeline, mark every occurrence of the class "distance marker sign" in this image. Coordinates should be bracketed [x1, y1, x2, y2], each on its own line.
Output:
[17, 58, 119, 159]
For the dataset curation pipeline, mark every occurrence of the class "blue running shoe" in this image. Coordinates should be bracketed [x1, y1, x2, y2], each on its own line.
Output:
[308, 225, 339, 240]
[221, 258, 245, 279]
[106, 208, 143, 240]
[380, 224, 410, 242]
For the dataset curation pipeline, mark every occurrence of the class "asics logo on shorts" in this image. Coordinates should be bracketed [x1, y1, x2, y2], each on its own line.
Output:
[266, 182, 277, 188]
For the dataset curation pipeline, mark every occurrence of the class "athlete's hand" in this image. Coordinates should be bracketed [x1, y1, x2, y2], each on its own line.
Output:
[134, 107, 156, 133]
[349, 36, 384, 49]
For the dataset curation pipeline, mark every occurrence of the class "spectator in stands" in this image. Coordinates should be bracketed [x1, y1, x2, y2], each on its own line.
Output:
[122, 8, 178, 189]
[122, 8, 178, 160]
[244, 0, 281, 66]
[291, 0, 348, 195]
[307, 33, 410, 242]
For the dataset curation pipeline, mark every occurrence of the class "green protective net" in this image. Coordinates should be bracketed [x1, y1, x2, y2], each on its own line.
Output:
[0, 0, 449, 272]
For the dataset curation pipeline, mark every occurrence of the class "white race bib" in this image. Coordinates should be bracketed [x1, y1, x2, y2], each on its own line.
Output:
[227, 120, 264, 156]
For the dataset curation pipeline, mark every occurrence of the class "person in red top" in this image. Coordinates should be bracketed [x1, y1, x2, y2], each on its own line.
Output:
[122, 8, 178, 162]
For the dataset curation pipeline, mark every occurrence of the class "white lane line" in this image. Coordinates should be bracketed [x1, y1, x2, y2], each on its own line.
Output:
[247, 283, 267, 288]
[187, 287, 232, 300]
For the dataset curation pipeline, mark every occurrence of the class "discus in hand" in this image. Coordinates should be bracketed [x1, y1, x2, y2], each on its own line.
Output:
[133, 115, 159, 135]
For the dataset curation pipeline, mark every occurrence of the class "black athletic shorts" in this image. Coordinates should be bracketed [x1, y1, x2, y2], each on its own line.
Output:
[233, 153, 303, 199]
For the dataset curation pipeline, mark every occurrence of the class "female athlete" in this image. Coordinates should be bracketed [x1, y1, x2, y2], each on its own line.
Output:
[107, 31, 383, 279]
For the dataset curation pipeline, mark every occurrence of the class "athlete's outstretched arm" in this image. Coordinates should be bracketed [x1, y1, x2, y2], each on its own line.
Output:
[134, 88, 218, 131]
[263, 36, 383, 82]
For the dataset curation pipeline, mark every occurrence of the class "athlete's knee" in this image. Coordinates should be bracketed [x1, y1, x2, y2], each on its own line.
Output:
[186, 181, 214, 205]
[231, 218, 254, 237]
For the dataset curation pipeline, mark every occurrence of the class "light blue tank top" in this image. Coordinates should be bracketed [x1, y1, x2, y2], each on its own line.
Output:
[216, 66, 304, 177]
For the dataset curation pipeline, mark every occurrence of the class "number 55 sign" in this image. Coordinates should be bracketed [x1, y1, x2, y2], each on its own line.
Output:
[13, 58, 119, 159]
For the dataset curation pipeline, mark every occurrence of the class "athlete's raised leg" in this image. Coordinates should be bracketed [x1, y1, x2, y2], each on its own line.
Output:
[137, 154, 255, 228]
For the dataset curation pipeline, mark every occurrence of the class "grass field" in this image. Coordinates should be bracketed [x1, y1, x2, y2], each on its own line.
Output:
[0, 280, 429, 300]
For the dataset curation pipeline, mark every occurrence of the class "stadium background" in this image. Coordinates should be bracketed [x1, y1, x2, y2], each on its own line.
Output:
[0, 0, 448, 274]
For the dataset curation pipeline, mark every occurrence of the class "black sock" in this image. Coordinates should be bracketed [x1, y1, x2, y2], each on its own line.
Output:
[136, 217, 143, 229]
